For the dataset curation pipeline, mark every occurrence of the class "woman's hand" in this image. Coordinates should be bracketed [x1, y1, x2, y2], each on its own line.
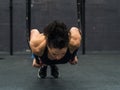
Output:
[32, 58, 43, 68]
[69, 56, 78, 65]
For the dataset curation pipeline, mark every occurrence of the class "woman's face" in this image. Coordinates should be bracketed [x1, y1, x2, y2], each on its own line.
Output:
[47, 46, 67, 60]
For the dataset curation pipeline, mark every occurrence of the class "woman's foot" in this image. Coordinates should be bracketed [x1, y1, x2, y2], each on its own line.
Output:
[50, 65, 59, 78]
[38, 66, 47, 78]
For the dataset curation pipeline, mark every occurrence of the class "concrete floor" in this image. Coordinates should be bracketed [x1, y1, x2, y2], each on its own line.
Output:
[0, 54, 120, 90]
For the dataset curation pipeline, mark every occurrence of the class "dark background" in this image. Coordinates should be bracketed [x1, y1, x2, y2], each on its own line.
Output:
[0, 0, 120, 54]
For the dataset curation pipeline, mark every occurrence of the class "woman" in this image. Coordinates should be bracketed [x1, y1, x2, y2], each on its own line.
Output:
[29, 20, 81, 78]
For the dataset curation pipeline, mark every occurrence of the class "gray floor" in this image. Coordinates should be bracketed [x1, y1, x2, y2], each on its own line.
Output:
[0, 54, 120, 90]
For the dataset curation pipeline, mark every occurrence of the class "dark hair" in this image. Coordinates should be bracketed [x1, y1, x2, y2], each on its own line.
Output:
[44, 20, 69, 49]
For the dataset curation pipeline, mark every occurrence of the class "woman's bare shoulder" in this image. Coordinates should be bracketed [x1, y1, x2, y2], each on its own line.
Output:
[29, 29, 47, 56]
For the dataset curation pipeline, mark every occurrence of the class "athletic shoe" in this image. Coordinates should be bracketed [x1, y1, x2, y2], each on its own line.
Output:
[50, 65, 59, 78]
[38, 66, 47, 78]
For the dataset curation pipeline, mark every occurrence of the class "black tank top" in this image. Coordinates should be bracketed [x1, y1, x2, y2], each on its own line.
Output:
[39, 47, 73, 65]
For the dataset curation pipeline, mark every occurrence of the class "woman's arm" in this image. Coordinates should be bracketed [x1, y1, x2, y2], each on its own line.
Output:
[29, 29, 47, 67]
[68, 27, 82, 64]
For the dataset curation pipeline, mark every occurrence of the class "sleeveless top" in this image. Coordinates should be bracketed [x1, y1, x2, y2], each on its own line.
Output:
[39, 47, 74, 65]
